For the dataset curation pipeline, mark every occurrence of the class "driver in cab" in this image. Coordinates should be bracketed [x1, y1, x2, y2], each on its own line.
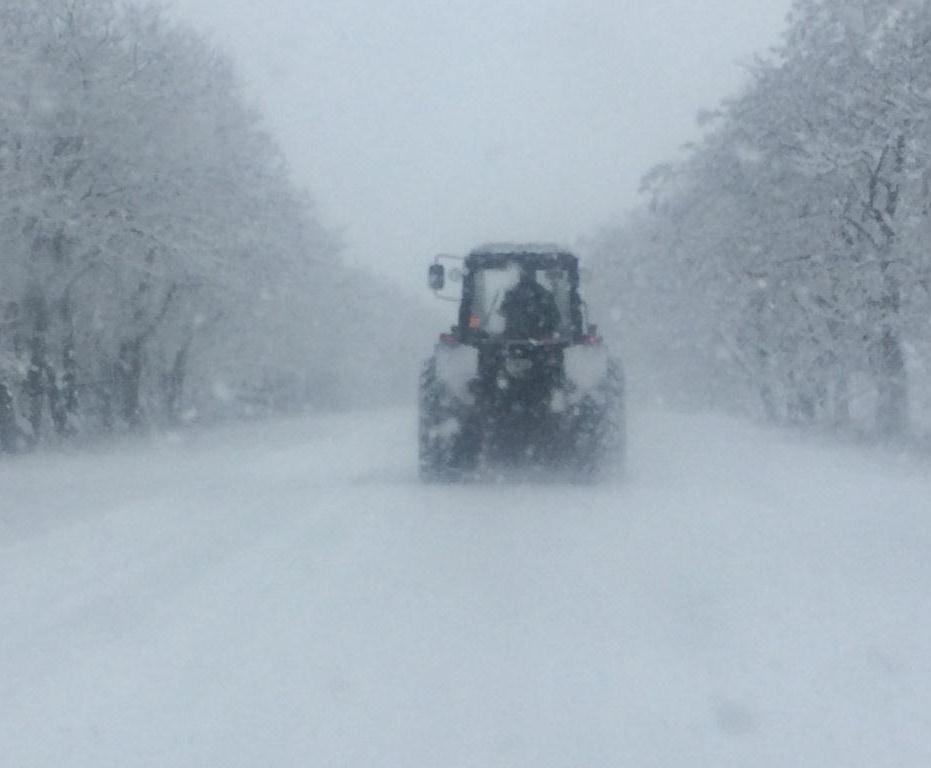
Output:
[500, 265, 561, 340]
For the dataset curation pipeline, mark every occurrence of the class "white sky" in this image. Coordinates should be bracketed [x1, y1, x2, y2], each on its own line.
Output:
[166, 0, 793, 282]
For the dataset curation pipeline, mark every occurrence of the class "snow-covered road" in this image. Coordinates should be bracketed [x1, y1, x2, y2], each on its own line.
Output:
[2, 408, 930, 767]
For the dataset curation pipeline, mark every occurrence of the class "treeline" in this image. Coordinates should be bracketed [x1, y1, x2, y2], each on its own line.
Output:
[0, 0, 373, 452]
[590, 0, 931, 439]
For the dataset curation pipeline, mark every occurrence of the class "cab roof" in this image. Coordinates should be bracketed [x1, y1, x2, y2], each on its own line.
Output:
[466, 243, 578, 270]
[469, 242, 572, 258]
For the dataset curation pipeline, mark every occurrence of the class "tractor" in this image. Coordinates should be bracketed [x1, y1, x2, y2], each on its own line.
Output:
[418, 243, 625, 482]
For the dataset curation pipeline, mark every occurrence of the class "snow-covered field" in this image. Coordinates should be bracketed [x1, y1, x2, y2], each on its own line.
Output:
[2, 408, 930, 767]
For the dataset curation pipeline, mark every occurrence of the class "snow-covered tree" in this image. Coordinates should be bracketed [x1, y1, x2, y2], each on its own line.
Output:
[0, 0, 345, 446]
[591, 0, 931, 439]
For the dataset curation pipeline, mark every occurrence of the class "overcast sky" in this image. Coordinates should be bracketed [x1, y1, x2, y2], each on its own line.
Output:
[166, 0, 793, 282]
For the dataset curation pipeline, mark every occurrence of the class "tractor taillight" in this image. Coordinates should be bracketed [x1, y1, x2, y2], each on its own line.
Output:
[582, 324, 602, 345]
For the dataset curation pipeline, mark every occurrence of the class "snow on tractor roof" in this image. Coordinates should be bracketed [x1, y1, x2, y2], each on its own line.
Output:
[470, 242, 573, 258]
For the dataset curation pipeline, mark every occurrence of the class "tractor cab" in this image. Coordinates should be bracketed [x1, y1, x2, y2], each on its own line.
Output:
[430, 245, 588, 346]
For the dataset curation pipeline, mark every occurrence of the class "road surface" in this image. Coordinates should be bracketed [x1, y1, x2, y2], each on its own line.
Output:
[2, 408, 929, 767]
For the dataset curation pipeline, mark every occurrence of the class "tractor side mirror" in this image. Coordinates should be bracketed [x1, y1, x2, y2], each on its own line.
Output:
[428, 263, 445, 291]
